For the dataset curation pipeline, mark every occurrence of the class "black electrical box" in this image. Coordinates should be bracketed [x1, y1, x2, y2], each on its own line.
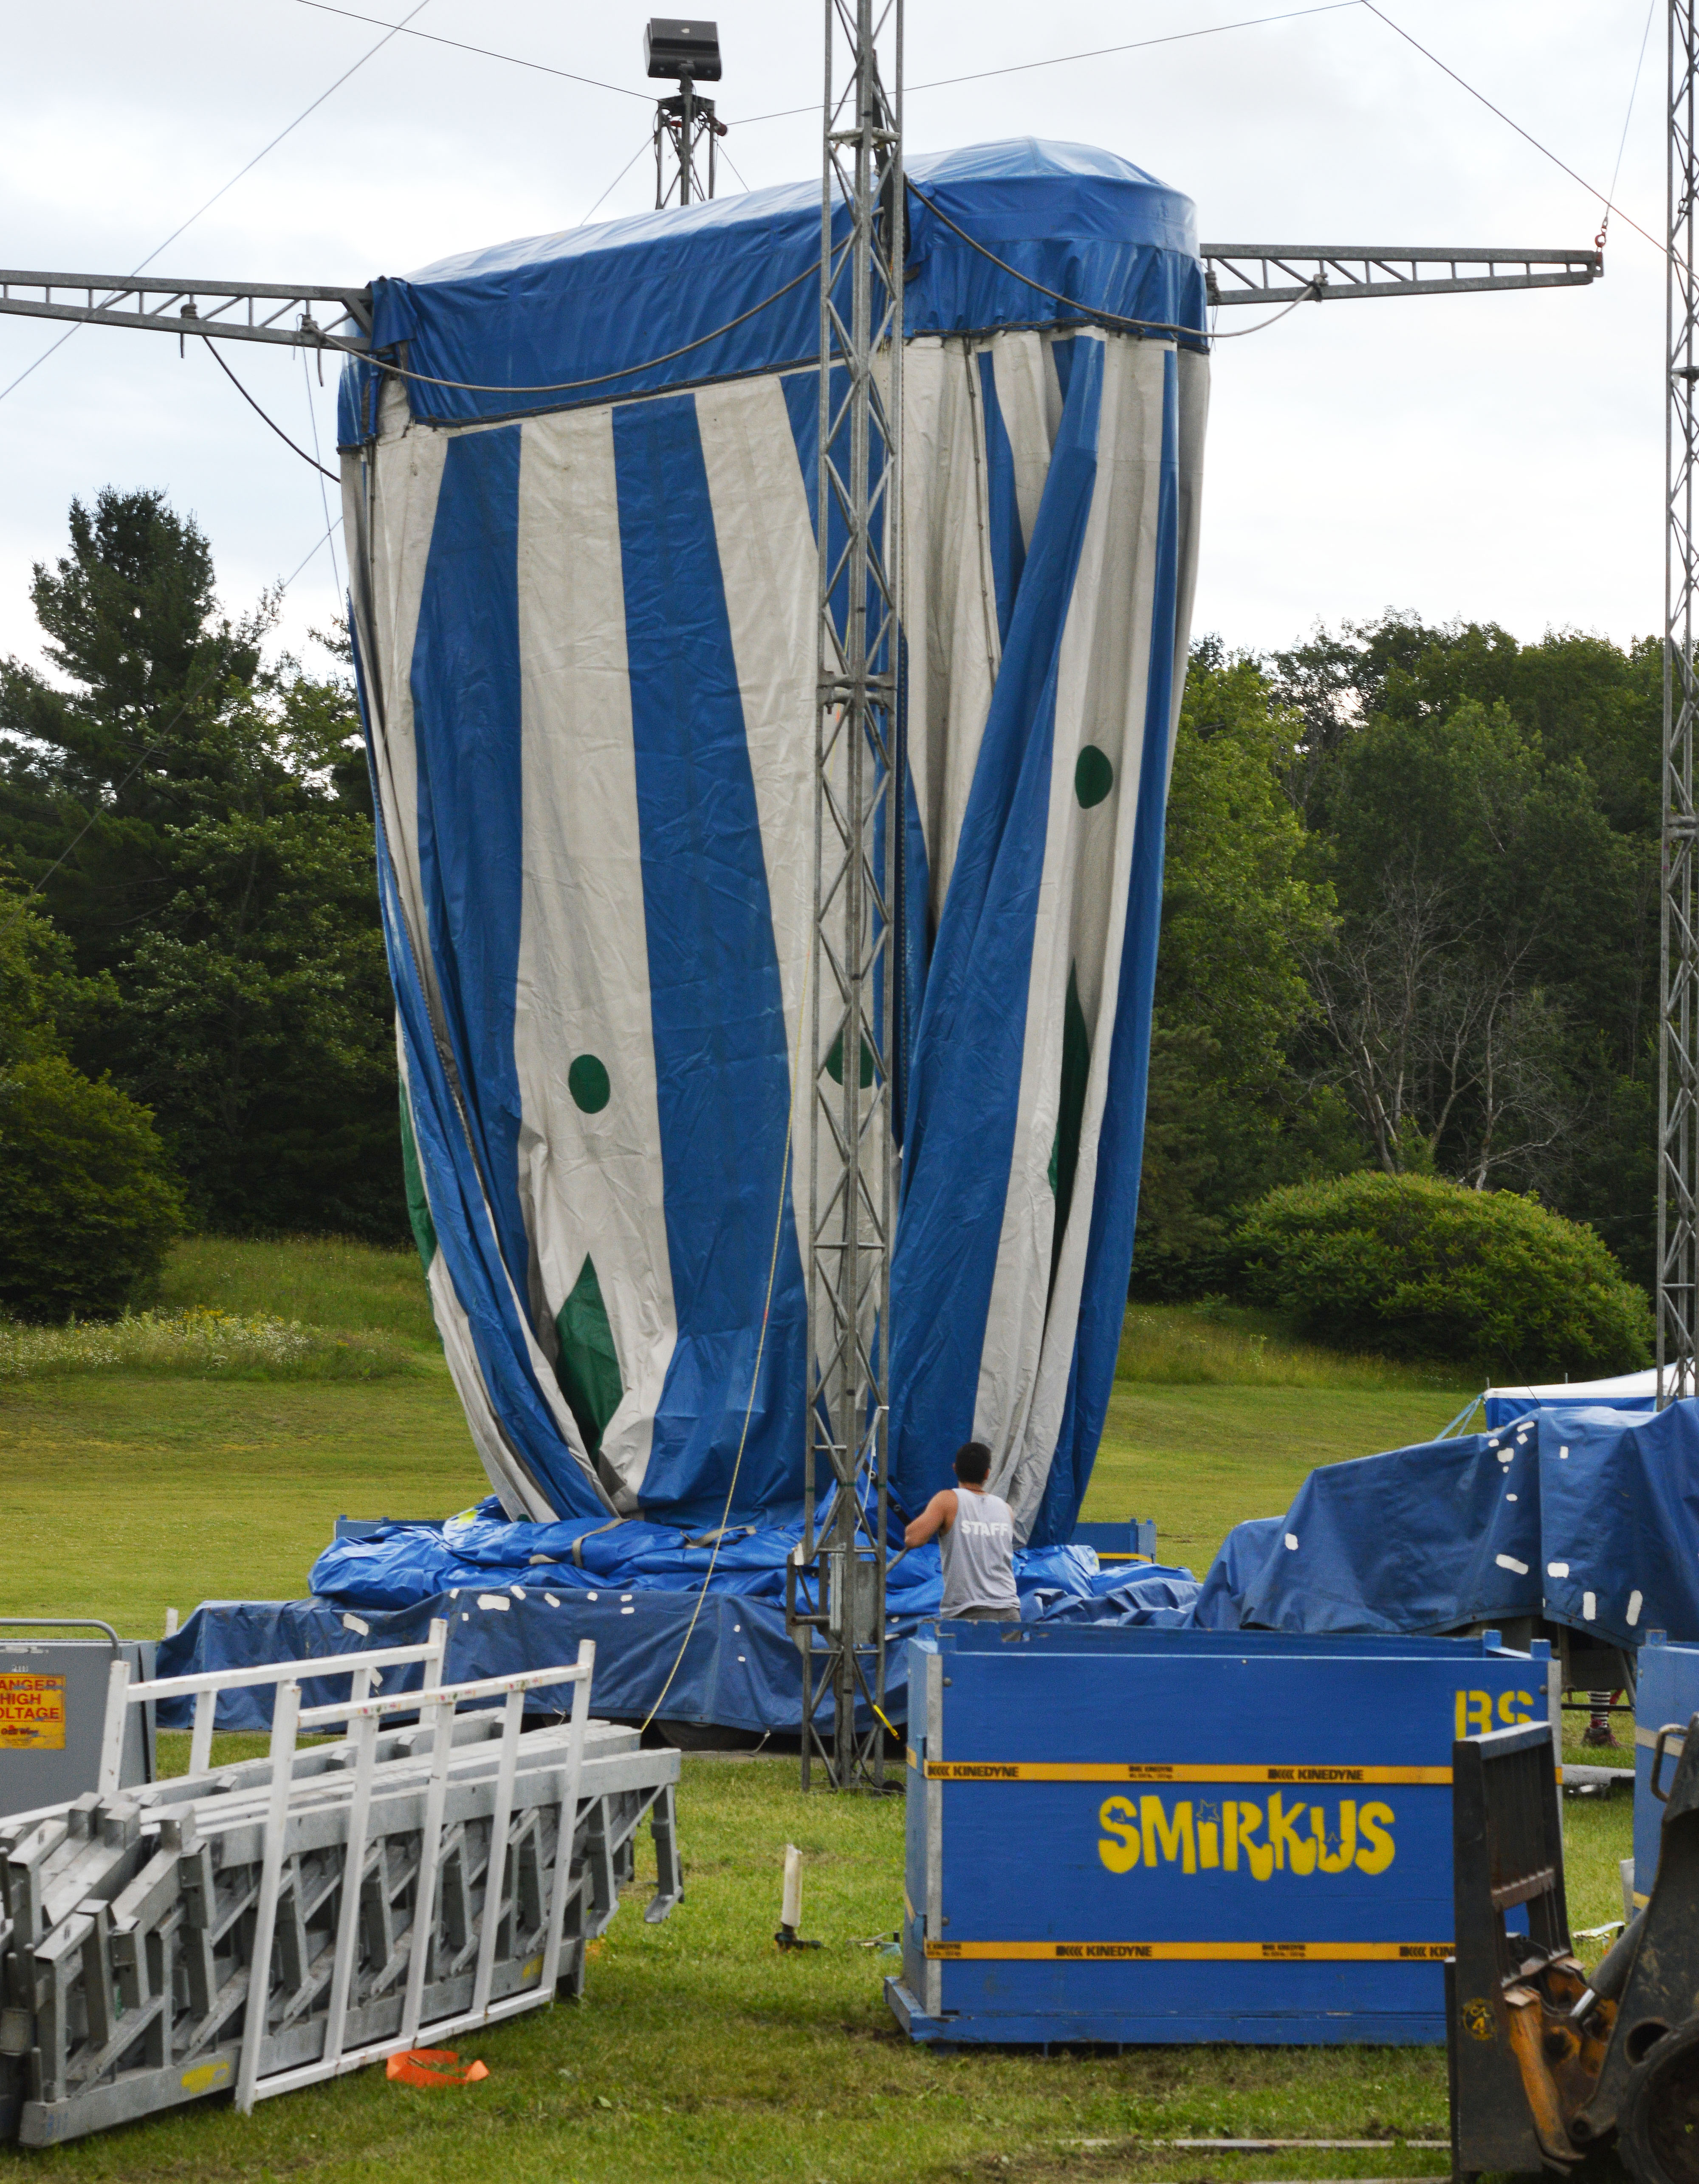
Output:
[644, 19, 721, 81]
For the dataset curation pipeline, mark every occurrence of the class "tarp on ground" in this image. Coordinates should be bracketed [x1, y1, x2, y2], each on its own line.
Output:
[305, 1496, 1198, 1621]
[339, 138, 1207, 1547]
[1196, 1401, 1699, 1651]
[161, 1548, 1202, 1736]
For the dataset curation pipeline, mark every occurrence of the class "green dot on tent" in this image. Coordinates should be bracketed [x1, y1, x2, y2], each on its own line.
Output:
[825, 1030, 876, 1089]
[1075, 745, 1114, 809]
[568, 1054, 610, 1113]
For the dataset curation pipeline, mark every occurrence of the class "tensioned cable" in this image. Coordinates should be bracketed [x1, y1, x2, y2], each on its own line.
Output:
[0, 0, 432, 405]
[579, 135, 654, 227]
[1358, 1, 1664, 259]
[1600, 0, 1656, 249]
[294, 0, 650, 99]
[637, 941, 811, 1734]
[204, 340, 339, 479]
[303, 2, 1358, 129]
[302, 350, 344, 600]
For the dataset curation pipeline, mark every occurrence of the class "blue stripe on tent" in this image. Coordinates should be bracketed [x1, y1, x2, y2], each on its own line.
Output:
[410, 428, 532, 1299]
[977, 352, 1024, 643]
[889, 335, 1108, 1519]
[1028, 345, 1183, 1550]
[611, 392, 810, 1528]
[353, 645, 605, 1522]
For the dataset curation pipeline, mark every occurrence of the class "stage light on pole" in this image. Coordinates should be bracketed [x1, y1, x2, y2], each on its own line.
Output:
[645, 19, 725, 209]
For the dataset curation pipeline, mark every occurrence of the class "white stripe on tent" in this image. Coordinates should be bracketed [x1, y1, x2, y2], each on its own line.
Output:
[988, 329, 1056, 555]
[900, 338, 1000, 919]
[515, 405, 678, 1508]
[694, 377, 820, 1294]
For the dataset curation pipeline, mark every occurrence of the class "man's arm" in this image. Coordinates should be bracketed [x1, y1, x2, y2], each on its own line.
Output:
[903, 1489, 957, 1548]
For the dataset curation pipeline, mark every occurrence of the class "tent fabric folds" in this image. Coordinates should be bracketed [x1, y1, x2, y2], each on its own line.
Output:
[341, 138, 1207, 1541]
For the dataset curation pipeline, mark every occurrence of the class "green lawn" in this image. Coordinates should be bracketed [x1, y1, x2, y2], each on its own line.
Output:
[0, 1242, 1637, 2182]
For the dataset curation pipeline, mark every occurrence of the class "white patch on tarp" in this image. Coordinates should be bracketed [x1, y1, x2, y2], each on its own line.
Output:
[1284, 1534, 1300, 1551]
[1627, 1590, 1643, 1626]
[1496, 1554, 1528, 1575]
[341, 1613, 370, 1636]
[477, 1594, 510, 1612]
[1548, 1562, 1570, 1578]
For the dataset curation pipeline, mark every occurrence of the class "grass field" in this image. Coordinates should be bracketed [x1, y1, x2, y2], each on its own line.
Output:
[0, 1242, 1638, 2183]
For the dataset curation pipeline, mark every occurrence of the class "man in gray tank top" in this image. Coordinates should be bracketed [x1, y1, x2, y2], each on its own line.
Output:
[903, 1441, 1022, 1622]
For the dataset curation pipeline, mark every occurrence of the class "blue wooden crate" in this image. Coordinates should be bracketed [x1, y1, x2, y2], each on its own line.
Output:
[1632, 1633, 1699, 1909]
[889, 1622, 1558, 2046]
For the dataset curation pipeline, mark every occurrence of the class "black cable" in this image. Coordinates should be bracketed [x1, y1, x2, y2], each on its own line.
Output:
[902, 180, 1214, 344]
[204, 341, 339, 479]
[370, 247, 843, 396]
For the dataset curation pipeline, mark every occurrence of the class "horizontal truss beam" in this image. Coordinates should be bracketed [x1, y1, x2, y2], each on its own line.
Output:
[0, 273, 372, 352]
[1202, 245, 1602, 307]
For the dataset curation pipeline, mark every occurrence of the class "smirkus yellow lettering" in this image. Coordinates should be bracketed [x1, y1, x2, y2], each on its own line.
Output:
[1228, 1800, 1274, 1881]
[1312, 1799, 1358, 1874]
[1097, 1795, 1141, 1873]
[1141, 1796, 1196, 1874]
[1355, 1801, 1396, 1875]
[1267, 1792, 1317, 1876]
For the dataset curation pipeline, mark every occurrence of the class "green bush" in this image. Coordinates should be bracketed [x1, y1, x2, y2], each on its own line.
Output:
[0, 1055, 185, 1321]
[1237, 1172, 1651, 1379]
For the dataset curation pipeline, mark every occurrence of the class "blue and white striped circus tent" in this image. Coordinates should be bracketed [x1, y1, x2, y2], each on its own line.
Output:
[339, 138, 1208, 1549]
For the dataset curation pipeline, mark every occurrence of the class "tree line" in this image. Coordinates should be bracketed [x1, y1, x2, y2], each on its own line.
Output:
[1145, 617, 1659, 1296]
[0, 488, 1662, 1314]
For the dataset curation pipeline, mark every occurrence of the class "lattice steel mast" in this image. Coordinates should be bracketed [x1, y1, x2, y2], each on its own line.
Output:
[786, 0, 903, 1791]
[1663, 0, 1699, 1404]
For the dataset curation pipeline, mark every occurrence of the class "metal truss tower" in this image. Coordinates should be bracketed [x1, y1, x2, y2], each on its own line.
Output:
[786, 0, 904, 1792]
[1664, 0, 1699, 1404]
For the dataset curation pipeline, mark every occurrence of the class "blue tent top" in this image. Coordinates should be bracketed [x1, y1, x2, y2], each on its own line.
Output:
[338, 138, 1203, 442]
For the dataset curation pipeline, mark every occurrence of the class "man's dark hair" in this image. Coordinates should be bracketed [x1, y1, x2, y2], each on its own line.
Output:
[953, 1440, 992, 1485]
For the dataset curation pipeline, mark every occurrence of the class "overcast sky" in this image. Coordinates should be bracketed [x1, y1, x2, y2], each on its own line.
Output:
[0, 0, 1665, 682]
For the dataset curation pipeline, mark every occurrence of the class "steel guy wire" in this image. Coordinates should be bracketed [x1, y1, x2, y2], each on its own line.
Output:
[302, 349, 344, 601]
[0, 0, 432, 406]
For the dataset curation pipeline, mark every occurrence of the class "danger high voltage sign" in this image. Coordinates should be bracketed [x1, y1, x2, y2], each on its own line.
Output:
[0, 1672, 66, 1750]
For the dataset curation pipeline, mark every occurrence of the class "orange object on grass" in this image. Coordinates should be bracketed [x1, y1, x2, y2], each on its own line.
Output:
[386, 2048, 489, 2088]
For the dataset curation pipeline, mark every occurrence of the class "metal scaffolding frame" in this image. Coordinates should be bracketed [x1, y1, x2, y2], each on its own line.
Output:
[1202, 244, 1600, 306]
[652, 87, 723, 208]
[785, 0, 903, 1792]
[1664, 0, 1699, 1403]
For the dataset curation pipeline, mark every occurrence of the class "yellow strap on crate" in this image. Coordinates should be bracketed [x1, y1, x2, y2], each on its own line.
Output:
[925, 1939, 1454, 1962]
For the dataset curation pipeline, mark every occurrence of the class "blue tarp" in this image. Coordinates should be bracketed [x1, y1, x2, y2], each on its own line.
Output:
[339, 140, 1204, 440]
[1199, 1401, 1699, 1650]
[161, 1521, 1202, 1736]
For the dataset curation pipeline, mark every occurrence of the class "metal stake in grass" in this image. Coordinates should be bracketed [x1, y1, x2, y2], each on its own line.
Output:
[775, 1843, 820, 1951]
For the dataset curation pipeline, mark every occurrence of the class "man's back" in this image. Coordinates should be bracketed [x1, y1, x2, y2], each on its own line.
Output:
[940, 1489, 1019, 1618]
